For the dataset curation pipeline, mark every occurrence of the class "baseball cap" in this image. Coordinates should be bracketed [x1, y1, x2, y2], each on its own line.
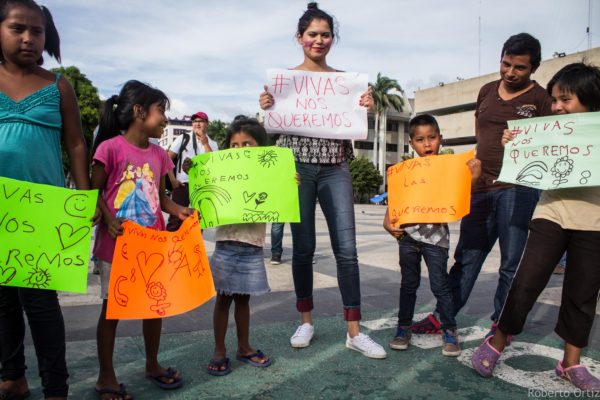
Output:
[191, 111, 209, 122]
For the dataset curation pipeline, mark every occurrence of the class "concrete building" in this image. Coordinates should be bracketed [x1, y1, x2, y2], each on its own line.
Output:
[413, 47, 600, 153]
[354, 102, 413, 170]
[158, 116, 193, 149]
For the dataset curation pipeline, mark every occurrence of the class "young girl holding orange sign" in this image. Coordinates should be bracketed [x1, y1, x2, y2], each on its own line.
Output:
[91, 80, 192, 399]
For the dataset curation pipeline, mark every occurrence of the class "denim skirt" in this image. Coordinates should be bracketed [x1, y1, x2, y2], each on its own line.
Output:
[210, 241, 270, 296]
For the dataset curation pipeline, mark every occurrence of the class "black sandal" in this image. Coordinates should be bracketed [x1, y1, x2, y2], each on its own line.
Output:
[207, 357, 232, 376]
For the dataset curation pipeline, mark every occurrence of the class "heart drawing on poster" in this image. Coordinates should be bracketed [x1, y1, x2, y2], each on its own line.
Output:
[136, 252, 165, 286]
[56, 223, 90, 250]
[243, 191, 256, 204]
[0, 265, 16, 284]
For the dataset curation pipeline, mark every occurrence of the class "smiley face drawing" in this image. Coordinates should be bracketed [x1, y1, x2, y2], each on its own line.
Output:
[24, 267, 51, 289]
[64, 193, 90, 219]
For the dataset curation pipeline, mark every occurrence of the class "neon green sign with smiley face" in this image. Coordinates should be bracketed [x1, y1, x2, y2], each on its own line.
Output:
[0, 176, 98, 293]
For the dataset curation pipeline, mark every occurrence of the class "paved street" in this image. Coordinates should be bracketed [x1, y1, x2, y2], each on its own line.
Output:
[26, 204, 600, 399]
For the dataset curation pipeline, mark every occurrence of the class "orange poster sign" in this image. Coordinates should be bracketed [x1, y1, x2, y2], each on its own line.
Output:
[387, 150, 474, 226]
[107, 211, 215, 319]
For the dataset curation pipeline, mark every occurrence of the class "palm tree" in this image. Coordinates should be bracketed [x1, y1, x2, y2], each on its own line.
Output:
[369, 73, 405, 190]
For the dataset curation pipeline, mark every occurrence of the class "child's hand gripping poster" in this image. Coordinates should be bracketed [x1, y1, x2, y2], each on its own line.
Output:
[263, 69, 368, 139]
[497, 112, 600, 189]
[187, 146, 300, 229]
[107, 211, 215, 319]
[387, 151, 474, 225]
[0, 176, 98, 293]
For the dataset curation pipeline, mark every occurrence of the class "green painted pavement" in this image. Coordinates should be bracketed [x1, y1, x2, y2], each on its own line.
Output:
[22, 309, 599, 399]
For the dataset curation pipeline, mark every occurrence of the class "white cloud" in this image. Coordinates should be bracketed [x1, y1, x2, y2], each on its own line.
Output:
[42, 0, 599, 121]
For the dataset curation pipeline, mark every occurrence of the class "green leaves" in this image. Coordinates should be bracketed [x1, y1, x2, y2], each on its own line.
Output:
[207, 120, 228, 148]
[369, 72, 405, 114]
[349, 157, 383, 203]
[51, 66, 101, 176]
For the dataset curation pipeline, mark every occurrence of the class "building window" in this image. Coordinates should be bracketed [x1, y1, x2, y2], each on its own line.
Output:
[354, 141, 374, 150]
[368, 118, 375, 129]
[173, 128, 190, 136]
[387, 143, 398, 152]
[404, 144, 410, 153]
[387, 120, 399, 132]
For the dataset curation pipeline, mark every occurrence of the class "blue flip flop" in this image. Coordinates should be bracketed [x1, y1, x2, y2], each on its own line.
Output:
[207, 357, 232, 376]
[145, 367, 183, 390]
[236, 349, 273, 368]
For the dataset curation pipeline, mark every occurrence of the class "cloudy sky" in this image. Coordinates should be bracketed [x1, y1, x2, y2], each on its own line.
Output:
[41, 0, 599, 121]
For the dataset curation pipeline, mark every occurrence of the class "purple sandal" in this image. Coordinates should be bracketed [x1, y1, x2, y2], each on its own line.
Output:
[555, 360, 600, 391]
[471, 336, 502, 378]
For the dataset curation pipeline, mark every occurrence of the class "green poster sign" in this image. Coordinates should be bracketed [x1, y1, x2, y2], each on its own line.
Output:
[188, 146, 300, 228]
[0, 176, 98, 293]
[497, 111, 600, 190]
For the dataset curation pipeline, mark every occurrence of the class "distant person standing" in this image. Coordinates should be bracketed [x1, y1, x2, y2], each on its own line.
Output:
[412, 33, 552, 338]
[554, 252, 566, 274]
[167, 111, 218, 231]
[270, 223, 285, 264]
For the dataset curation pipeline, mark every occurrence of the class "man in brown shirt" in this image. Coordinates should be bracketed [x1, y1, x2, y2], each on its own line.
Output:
[412, 33, 553, 336]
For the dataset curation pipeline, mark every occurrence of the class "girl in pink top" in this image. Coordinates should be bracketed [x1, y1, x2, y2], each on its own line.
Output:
[91, 80, 192, 399]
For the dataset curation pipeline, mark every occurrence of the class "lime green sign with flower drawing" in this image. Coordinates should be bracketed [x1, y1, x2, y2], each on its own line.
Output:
[187, 146, 300, 229]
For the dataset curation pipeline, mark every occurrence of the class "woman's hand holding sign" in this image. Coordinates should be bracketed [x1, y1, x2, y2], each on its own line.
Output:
[359, 86, 374, 112]
[259, 85, 274, 110]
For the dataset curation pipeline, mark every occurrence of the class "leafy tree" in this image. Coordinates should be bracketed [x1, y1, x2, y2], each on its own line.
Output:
[439, 148, 455, 155]
[207, 119, 228, 148]
[369, 73, 405, 188]
[51, 66, 101, 176]
[349, 156, 383, 203]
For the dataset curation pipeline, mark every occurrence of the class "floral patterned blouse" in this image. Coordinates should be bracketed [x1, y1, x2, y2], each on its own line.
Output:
[275, 134, 354, 164]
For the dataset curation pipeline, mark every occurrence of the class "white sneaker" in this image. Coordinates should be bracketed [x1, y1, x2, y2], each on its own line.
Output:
[346, 333, 387, 359]
[290, 323, 314, 348]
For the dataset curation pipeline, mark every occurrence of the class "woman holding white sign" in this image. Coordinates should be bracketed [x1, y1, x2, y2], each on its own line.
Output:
[259, 2, 386, 359]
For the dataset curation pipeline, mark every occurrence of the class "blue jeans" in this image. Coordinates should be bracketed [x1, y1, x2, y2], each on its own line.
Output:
[271, 222, 285, 257]
[291, 162, 361, 320]
[398, 236, 455, 329]
[443, 186, 540, 321]
[0, 287, 68, 398]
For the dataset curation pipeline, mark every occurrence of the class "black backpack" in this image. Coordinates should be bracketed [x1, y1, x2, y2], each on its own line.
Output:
[166, 133, 197, 192]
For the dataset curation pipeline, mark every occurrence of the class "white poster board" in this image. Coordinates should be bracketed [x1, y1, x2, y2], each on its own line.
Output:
[263, 69, 368, 140]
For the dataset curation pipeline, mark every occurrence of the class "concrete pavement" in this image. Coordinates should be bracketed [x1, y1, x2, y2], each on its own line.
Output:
[22, 204, 600, 399]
